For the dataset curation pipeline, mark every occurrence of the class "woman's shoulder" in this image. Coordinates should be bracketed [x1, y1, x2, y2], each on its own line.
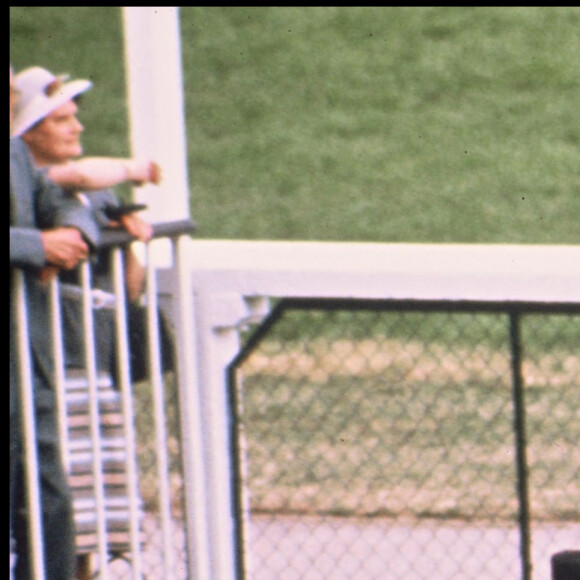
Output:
[10, 136, 33, 169]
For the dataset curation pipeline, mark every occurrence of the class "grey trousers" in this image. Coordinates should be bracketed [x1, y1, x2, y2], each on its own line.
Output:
[10, 366, 76, 580]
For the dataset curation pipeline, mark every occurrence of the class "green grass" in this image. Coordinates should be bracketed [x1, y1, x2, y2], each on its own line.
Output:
[240, 372, 579, 522]
[10, 7, 580, 243]
[242, 306, 580, 357]
[237, 310, 580, 522]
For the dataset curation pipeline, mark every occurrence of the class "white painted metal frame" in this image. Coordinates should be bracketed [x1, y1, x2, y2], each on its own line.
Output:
[122, 8, 214, 579]
[122, 7, 190, 225]
[12, 272, 45, 580]
[177, 240, 580, 304]
[157, 239, 580, 580]
[111, 248, 143, 580]
[121, 8, 580, 579]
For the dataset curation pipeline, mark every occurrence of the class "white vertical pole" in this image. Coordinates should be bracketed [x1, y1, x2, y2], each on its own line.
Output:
[13, 272, 45, 580]
[80, 263, 110, 580]
[144, 243, 176, 577]
[122, 7, 190, 225]
[48, 277, 69, 471]
[194, 288, 241, 580]
[111, 248, 143, 580]
[172, 237, 212, 580]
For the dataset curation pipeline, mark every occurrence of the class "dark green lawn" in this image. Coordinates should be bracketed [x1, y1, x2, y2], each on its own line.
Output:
[10, 7, 580, 243]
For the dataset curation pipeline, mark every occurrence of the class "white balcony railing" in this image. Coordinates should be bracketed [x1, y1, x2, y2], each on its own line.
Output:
[12, 236, 580, 579]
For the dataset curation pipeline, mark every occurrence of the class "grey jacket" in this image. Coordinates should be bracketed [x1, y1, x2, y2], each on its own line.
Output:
[10, 136, 101, 391]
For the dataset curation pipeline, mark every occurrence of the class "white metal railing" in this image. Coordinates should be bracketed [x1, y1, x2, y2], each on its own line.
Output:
[13, 237, 580, 579]
[12, 270, 45, 580]
[157, 239, 580, 580]
[11, 220, 196, 580]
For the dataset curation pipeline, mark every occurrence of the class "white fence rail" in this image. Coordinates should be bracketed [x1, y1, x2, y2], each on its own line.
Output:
[158, 239, 580, 580]
[12, 239, 580, 579]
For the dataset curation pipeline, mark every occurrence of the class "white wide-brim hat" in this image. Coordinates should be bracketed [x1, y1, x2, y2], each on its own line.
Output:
[12, 66, 92, 137]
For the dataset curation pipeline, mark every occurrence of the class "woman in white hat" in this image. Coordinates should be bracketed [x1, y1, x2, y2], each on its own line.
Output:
[12, 66, 159, 580]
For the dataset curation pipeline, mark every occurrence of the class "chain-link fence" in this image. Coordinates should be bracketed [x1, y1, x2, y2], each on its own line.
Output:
[13, 242, 578, 580]
[228, 299, 580, 580]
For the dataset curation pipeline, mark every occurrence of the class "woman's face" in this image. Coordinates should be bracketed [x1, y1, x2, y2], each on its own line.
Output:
[22, 99, 84, 166]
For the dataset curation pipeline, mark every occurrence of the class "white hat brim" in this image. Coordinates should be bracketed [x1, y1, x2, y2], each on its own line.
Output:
[12, 79, 92, 137]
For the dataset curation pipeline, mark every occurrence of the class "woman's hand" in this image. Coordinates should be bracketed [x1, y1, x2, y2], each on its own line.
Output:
[125, 160, 162, 186]
[118, 213, 153, 242]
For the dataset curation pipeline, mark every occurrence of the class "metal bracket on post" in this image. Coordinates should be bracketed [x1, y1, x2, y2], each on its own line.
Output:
[208, 293, 271, 333]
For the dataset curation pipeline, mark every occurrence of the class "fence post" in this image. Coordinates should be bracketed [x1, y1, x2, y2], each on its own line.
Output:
[122, 7, 190, 224]
[13, 271, 45, 580]
[508, 310, 532, 580]
[193, 289, 255, 580]
[171, 236, 212, 580]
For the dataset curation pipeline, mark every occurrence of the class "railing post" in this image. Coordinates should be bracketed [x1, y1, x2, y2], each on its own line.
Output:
[122, 7, 190, 224]
[111, 247, 144, 579]
[144, 242, 176, 577]
[79, 262, 111, 580]
[171, 235, 212, 580]
[509, 310, 532, 580]
[13, 271, 45, 580]
[193, 289, 257, 580]
[48, 277, 69, 471]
